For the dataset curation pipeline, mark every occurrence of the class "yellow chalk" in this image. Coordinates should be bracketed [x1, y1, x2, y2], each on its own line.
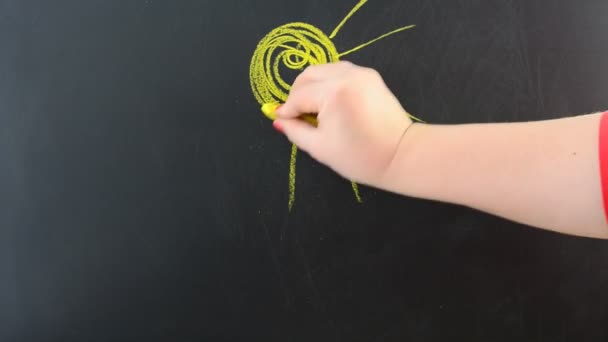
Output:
[261, 103, 319, 127]
[261, 103, 280, 121]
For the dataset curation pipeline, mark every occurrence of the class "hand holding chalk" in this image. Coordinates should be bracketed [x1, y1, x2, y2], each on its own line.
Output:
[273, 61, 414, 188]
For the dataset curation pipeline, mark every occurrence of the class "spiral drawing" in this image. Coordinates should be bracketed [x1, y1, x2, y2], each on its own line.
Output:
[250, 23, 339, 106]
[249, 0, 415, 210]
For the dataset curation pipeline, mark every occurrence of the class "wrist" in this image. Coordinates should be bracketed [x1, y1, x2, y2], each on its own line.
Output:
[378, 121, 431, 195]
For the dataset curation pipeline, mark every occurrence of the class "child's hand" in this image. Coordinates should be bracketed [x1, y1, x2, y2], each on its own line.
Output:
[274, 61, 413, 187]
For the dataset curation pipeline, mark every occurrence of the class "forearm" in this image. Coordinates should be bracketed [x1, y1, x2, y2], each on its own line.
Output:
[382, 113, 608, 238]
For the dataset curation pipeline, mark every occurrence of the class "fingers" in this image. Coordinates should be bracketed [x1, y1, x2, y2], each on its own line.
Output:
[277, 82, 325, 118]
[277, 61, 354, 118]
[274, 118, 320, 155]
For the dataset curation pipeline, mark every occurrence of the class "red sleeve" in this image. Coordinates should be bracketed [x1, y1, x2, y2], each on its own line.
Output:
[599, 112, 608, 222]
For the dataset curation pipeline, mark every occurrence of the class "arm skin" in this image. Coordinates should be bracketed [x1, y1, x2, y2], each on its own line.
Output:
[274, 61, 608, 239]
[383, 114, 608, 239]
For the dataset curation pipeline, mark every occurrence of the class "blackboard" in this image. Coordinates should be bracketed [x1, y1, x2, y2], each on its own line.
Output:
[2, 0, 608, 340]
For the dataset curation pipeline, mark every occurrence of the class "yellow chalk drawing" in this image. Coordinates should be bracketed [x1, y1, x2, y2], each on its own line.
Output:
[288, 143, 298, 209]
[249, 0, 415, 210]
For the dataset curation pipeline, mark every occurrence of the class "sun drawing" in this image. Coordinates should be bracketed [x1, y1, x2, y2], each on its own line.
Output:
[249, 0, 415, 210]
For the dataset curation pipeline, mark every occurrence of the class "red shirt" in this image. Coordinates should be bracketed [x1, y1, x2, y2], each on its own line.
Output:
[599, 112, 608, 221]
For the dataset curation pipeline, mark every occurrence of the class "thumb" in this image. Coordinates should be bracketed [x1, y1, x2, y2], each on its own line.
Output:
[274, 118, 319, 155]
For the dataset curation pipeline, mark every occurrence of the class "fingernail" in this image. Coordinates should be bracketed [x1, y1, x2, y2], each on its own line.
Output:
[272, 120, 284, 134]
[275, 104, 283, 116]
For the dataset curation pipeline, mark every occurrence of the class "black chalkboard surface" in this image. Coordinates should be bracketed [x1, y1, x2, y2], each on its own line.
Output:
[3, 0, 608, 341]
